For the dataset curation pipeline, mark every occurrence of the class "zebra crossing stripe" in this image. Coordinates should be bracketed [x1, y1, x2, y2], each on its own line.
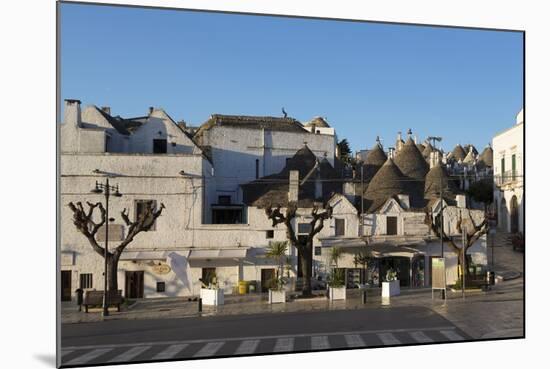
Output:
[377, 333, 401, 345]
[344, 334, 365, 348]
[235, 340, 260, 355]
[108, 345, 152, 363]
[273, 337, 294, 352]
[152, 344, 189, 360]
[311, 336, 330, 350]
[440, 330, 465, 341]
[64, 348, 113, 366]
[193, 342, 225, 357]
[409, 331, 434, 343]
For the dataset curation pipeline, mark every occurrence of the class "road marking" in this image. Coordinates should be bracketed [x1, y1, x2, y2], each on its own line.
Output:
[440, 330, 465, 341]
[409, 331, 434, 343]
[311, 336, 330, 350]
[344, 334, 365, 348]
[273, 337, 294, 352]
[62, 326, 458, 351]
[193, 342, 225, 357]
[108, 345, 151, 363]
[377, 333, 401, 345]
[152, 344, 189, 360]
[64, 348, 113, 366]
[234, 340, 260, 355]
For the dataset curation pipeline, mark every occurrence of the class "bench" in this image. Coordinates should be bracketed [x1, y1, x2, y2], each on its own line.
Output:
[83, 290, 123, 313]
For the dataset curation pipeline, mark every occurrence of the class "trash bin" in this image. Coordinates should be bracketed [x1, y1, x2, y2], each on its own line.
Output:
[75, 288, 84, 311]
[238, 281, 248, 295]
[487, 271, 495, 285]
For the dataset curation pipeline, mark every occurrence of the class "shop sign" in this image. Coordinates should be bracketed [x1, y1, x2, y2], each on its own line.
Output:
[152, 263, 171, 275]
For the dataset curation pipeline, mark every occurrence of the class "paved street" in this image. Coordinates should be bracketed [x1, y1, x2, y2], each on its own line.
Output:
[61, 306, 469, 367]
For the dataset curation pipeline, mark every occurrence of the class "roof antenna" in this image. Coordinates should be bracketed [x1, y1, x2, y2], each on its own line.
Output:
[282, 107, 288, 118]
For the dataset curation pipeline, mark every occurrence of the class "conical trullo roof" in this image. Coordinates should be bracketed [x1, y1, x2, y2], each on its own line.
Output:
[463, 147, 476, 165]
[478, 146, 494, 168]
[424, 164, 458, 199]
[416, 143, 425, 152]
[464, 144, 478, 156]
[364, 158, 409, 212]
[365, 142, 387, 167]
[394, 138, 429, 180]
[450, 144, 467, 162]
[422, 142, 434, 159]
[305, 116, 330, 128]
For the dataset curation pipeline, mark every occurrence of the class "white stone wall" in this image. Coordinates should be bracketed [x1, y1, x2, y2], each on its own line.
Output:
[493, 117, 524, 233]
[201, 125, 337, 204]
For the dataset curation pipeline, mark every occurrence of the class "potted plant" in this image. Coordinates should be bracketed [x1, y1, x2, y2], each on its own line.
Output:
[265, 241, 289, 304]
[328, 247, 346, 300]
[381, 267, 400, 297]
[199, 270, 224, 306]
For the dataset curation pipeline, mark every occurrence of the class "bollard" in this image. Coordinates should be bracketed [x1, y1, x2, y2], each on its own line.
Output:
[362, 289, 368, 304]
[198, 298, 202, 313]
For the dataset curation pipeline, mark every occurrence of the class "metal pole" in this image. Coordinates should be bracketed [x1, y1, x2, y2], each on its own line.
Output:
[102, 178, 110, 317]
[462, 228, 466, 299]
[440, 176, 444, 257]
[361, 165, 364, 236]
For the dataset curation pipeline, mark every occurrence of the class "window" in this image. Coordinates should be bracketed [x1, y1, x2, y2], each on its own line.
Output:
[511, 154, 516, 180]
[153, 139, 167, 153]
[255, 159, 259, 179]
[298, 223, 312, 234]
[335, 219, 345, 236]
[266, 230, 274, 239]
[79, 273, 93, 289]
[314, 246, 322, 256]
[201, 268, 216, 285]
[135, 200, 157, 231]
[501, 157, 505, 176]
[218, 195, 231, 205]
[386, 216, 398, 235]
[156, 282, 165, 293]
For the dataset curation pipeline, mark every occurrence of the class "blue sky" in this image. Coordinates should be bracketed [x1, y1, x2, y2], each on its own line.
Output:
[60, 3, 523, 153]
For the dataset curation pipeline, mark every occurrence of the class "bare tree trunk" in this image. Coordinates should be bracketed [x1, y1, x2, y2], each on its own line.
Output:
[107, 253, 121, 292]
[300, 241, 313, 296]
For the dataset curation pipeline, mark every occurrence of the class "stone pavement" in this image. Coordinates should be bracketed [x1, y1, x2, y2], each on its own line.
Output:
[61, 230, 524, 340]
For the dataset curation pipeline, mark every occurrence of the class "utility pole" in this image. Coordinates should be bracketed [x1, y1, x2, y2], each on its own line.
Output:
[360, 165, 364, 236]
[462, 227, 466, 299]
[91, 177, 122, 317]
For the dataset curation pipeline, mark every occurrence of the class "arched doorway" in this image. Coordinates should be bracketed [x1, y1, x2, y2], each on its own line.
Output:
[499, 199, 508, 232]
[510, 195, 519, 234]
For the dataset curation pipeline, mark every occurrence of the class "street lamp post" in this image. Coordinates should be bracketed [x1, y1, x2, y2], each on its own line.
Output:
[91, 177, 122, 317]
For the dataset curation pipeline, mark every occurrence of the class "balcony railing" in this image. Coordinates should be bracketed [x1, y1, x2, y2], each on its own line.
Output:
[495, 170, 521, 187]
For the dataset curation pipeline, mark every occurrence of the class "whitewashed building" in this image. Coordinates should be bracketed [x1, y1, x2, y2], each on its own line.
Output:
[493, 108, 524, 233]
[192, 114, 337, 224]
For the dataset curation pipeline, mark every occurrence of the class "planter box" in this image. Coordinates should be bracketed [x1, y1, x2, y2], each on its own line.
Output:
[200, 288, 224, 306]
[268, 289, 286, 304]
[328, 286, 346, 301]
[382, 280, 400, 297]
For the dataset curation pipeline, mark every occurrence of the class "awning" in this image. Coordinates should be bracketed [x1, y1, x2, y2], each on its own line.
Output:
[188, 248, 247, 260]
[119, 251, 171, 261]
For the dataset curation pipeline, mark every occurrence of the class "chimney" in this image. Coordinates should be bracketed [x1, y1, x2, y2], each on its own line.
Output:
[407, 128, 412, 140]
[414, 135, 418, 144]
[456, 194, 467, 208]
[101, 106, 111, 115]
[63, 99, 81, 127]
[430, 151, 441, 169]
[289, 170, 299, 203]
[397, 194, 410, 209]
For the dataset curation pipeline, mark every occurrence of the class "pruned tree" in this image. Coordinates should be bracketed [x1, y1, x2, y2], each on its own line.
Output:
[265, 202, 332, 296]
[67, 201, 165, 291]
[424, 206, 488, 278]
